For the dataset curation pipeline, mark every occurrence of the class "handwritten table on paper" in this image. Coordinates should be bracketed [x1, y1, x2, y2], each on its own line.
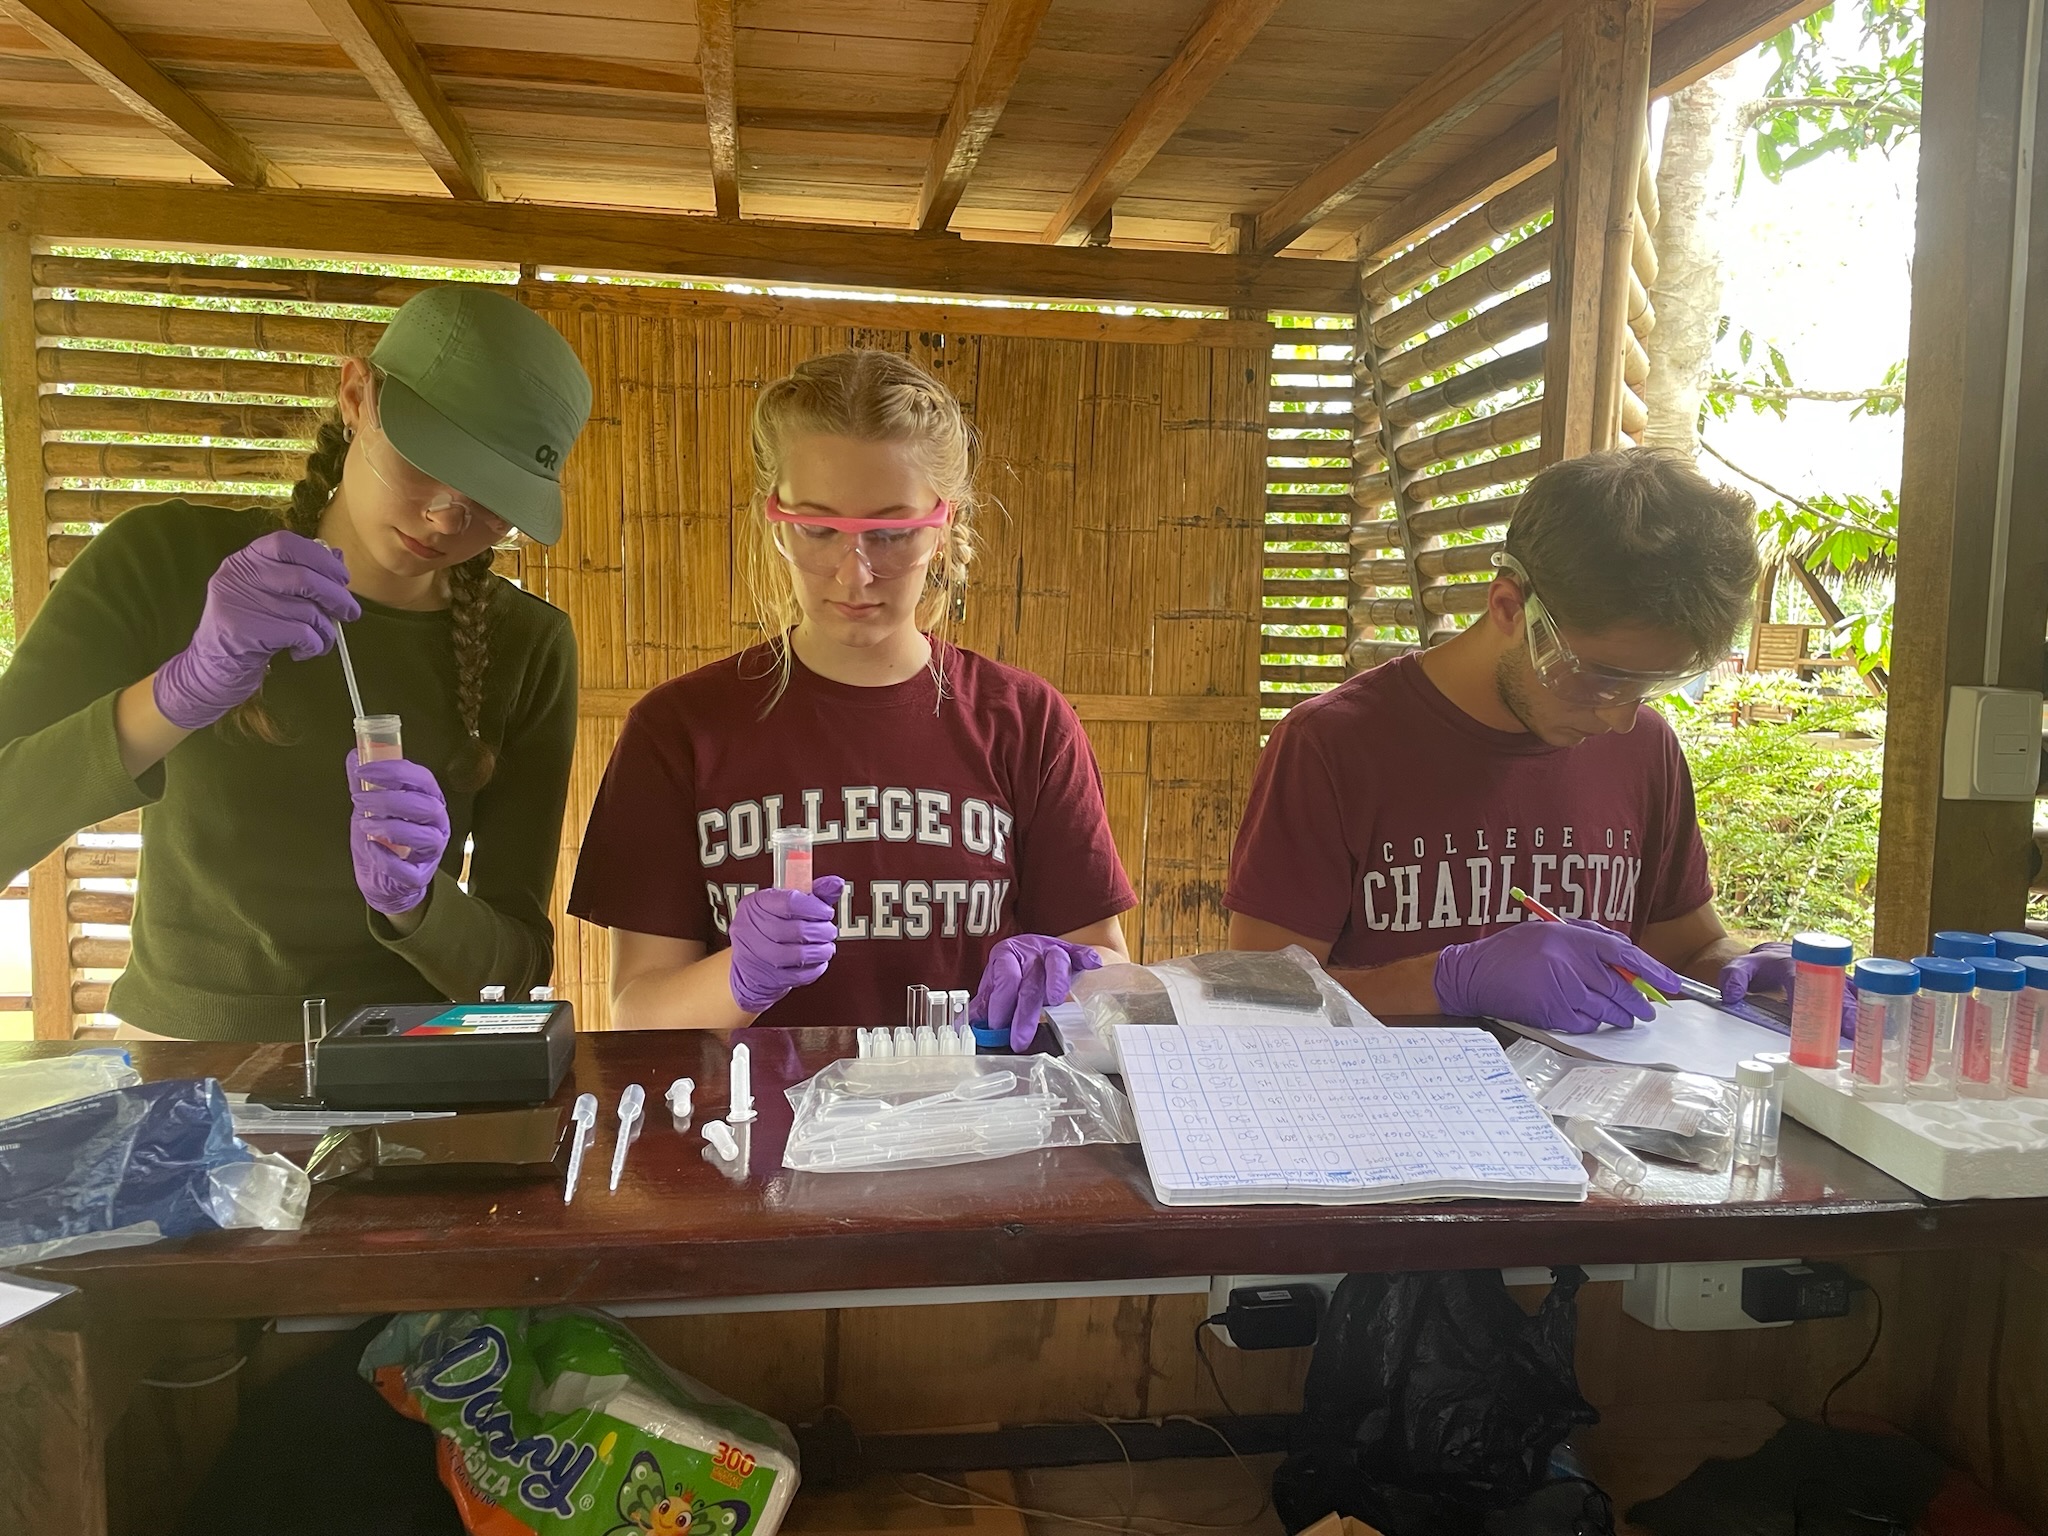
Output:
[1114, 1025, 1590, 1206]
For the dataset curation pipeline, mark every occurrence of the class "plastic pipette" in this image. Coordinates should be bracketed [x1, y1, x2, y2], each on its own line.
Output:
[333, 625, 367, 719]
[729, 1041, 755, 1122]
[563, 1092, 598, 1203]
[608, 1083, 645, 1192]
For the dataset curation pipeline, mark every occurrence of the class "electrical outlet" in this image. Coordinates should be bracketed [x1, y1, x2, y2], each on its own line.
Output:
[1205, 1274, 1344, 1346]
[1622, 1261, 1801, 1331]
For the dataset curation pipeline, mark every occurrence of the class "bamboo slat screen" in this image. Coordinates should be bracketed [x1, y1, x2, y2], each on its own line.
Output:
[7, 253, 1284, 1034]
[1344, 160, 1656, 663]
[1261, 318, 1358, 715]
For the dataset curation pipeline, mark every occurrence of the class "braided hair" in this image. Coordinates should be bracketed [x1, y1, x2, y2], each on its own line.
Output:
[225, 401, 500, 792]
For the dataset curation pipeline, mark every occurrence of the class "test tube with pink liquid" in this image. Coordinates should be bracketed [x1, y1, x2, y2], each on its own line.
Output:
[354, 713, 410, 855]
[771, 826, 815, 894]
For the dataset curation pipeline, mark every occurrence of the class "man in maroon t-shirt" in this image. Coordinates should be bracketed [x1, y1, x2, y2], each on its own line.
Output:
[1227, 449, 1791, 1033]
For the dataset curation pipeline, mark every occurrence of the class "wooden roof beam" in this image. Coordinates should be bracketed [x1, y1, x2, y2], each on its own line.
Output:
[15, 178, 1359, 314]
[697, 0, 739, 220]
[0, 0, 288, 188]
[0, 122, 76, 177]
[916, 0, 1053, 234]
[306, 0, 492, 202]
[1039, 0, 1288, 246]
[1352, 0, 1830, 265]
[1252, 0, 1574, 255]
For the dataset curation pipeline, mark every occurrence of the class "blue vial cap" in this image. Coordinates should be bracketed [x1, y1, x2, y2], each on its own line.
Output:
[1852, 958, 1920, 996]
[1991, 930, 2048, 961]
[1971, 957, 2027, 992]
[970, 1024, 1011, 1051]
[1932, 930, 1997, 959]
[1791, 932, 1854, 967]
[1910, 956, 1976, 993]
[2019, 956, 2048, 991]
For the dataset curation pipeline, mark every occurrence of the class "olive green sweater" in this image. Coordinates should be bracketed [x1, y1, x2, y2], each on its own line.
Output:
[0, 501, 578, 1040]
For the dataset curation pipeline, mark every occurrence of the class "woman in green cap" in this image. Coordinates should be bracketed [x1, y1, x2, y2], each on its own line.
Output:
[0, 285, 591, 1041]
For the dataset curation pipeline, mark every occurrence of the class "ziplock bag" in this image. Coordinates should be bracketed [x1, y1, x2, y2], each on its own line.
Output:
[1072, 946, 1377, 1037]
[363, 1306, 800, 1536]
[1506, 1038, 1735, 1170]
[0, 1077, 308, 1268]
[0, 1050, 139, 1120]
[783, 1053, 1137, 1171]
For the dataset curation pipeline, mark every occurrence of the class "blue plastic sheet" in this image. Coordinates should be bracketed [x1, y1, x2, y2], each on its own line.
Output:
[0, 1078, 253, 1261]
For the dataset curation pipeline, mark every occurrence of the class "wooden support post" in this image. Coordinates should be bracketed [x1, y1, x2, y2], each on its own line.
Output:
[1874, 0, 2048, 954]
[1540, 0, 1653, 464]
[0, 198, 69, 1040]
[0, 1321, 106, 1536]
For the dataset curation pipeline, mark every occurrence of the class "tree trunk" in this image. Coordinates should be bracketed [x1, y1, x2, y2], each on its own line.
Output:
[1644, 62, 1743, 457]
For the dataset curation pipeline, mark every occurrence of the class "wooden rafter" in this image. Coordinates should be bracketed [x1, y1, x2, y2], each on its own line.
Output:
[1039, 0, 1287, 246]
[306, 0, 492, 202]
[1353, 0, 1831, 265]
[916, 0, 1053, 234]
[697, 0, 739, 220]
[0, 122, 75, 177]
[15, 178, 1360, 313]
[0, 0, 287, 189]
[1252, 0, 1573, 255]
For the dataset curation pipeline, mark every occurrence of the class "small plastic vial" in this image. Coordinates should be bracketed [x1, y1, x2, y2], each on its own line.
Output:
[1932, 930, 1996, 961]
[2013, 957, 2048, 1099]
[905, 984, 928, 1031]
[1906, 956, 1972, 1100]
[1992, 930, 2048, 963]
[1733, 1059, 1776, 1168]
[1849, 959, 1919, 1101]
[1751, 1051, 1791, 1158]
[770, 826, 815, 893]
[1564, 1115, 1648, 1185]
[1958, 957, 2025, 1100]
[1788, 932, 1854, 1069]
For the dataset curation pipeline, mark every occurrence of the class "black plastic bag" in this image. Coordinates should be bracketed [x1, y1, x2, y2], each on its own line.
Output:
[1274, 1268, 1604, 1536]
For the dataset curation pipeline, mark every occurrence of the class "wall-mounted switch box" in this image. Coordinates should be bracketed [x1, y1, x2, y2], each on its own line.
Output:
[1943, 686, 2044, 801]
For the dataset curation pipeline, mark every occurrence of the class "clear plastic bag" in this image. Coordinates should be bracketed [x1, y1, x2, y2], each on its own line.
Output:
[1072, 945, 1378, 1045]
[783, 1053, 1137, 1172]
[1506, 1038, 1735, 1171]
[0, 1077, 310, 1267]
[0, 1050, 139, 1120]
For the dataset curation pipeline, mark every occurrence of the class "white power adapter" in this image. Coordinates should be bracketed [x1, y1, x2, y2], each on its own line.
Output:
[1621, 1260, 1800, 1331]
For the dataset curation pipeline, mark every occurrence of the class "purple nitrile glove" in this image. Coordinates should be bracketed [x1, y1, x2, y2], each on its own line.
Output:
[346, 750, 451, 916]
[972, 935, 1104, 1052]
[1434, 917, 1687, 1035]
[727, 875, 846, 1015]
[154, 531, 360, 730]
[1720, 942, 1796, 1005]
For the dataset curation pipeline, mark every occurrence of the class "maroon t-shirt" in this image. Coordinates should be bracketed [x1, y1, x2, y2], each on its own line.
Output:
[1225, 654, 1713, 969]
[569, 643, 1136, 1028]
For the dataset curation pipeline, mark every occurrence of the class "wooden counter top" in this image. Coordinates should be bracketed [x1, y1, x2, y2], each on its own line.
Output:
[8, 1025, 2035, 1323]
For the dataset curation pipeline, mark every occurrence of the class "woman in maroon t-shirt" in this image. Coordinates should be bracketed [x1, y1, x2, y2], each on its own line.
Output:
[568, 350, 1136, 1042]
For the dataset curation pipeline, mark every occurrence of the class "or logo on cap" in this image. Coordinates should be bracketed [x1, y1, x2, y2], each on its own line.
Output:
[535, 444, 560, 470]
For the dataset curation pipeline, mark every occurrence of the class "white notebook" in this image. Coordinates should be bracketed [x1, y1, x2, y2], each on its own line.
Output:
[1114, 1024, 1589, 1206]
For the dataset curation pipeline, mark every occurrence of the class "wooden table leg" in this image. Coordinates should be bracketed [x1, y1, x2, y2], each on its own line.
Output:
[0, 1319, 108, 1536]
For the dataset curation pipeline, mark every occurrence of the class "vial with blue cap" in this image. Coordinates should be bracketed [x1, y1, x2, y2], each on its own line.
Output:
[1958, 956, 2026, 1100]
[1906, 956, 1973, 1100]
[1932, 931, 1996, 960]
[1789, 933, 1854, 1069]
[1991, 930, 2048, 963]
[1849, 959, 1919, 1102]
[2013, 957, 2048, 1098]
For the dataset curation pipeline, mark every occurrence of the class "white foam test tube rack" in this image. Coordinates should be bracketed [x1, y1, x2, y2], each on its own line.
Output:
[729, 1041, 755, 1122]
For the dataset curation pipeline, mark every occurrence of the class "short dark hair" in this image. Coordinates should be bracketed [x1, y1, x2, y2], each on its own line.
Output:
[1502, 448, 1762, 659]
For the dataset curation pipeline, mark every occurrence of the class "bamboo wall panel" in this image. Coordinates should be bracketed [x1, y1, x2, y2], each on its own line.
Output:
[7, 253, 1269, 1033]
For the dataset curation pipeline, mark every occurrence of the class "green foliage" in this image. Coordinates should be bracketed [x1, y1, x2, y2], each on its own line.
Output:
[1664, 677, 1885, 946]
[1746, 0, 1924, 187]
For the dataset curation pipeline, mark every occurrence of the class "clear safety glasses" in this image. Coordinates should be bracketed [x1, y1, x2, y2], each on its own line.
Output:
[1492, 551, 1709, 707]
[360, 381, 512, 541]
[763, 493, 950, 580]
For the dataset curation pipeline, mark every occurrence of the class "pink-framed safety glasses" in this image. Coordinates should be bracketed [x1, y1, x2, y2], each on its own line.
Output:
[764, 492, 951, 580]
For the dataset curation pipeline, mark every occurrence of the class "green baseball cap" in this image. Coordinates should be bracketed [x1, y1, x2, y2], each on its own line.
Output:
[369, 285, 591, 545]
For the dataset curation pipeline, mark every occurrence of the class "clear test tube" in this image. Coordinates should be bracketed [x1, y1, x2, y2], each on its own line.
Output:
[1564, 1116, 1647, 1184]
[1751, 1051, 1790, 1159]
[354, 713, 404, 789]
[1788, 933, 1854, 1069]
[926, 990, 949, 1033]
[1732, 1060, 1775, 1168]
[1849, 959, 1918, 1102]
[770, 826, 815, 893]
[1906, 956, 1972, 1100]
[1958, 957, 2025, 1100]
[2013, 958, 2048, 1098]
